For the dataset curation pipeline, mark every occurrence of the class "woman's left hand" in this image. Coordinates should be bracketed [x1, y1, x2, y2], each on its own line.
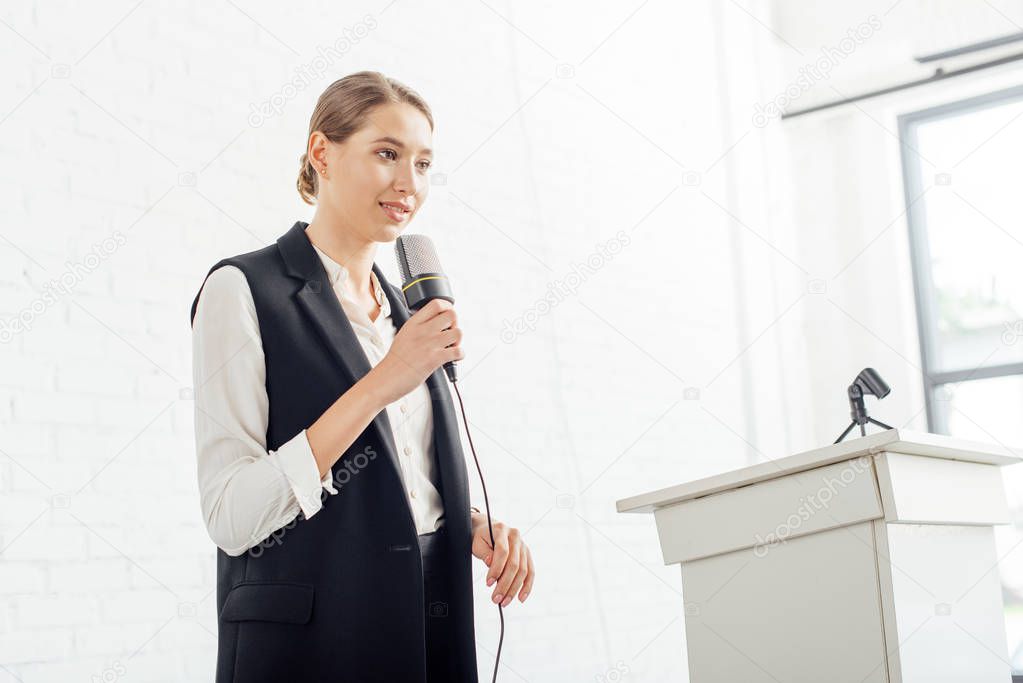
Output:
[470, 513, 534, 607]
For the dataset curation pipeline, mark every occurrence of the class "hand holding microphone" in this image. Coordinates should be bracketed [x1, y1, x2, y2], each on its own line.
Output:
[394, 233, 460, 383]
[368, 298, 464, 404]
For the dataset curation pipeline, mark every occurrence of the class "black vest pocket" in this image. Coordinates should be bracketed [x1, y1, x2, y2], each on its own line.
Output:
[221, 581, 314, 624]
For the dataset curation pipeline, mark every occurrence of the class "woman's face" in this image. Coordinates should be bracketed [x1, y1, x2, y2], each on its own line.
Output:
[311, 102, 433, 244]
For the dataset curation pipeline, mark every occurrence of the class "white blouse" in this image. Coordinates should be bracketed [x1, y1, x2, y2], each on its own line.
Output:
[191, 244, 444, 557]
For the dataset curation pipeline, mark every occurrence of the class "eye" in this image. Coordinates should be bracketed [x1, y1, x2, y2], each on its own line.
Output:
[377, 149, 397, 161]
[416, 160, 432, 172]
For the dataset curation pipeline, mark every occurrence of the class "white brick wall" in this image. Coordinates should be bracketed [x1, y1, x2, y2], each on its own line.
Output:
[3, 0, 1019, 681]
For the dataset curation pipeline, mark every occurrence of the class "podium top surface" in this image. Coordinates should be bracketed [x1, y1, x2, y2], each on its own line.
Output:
[615, 428, 1022, 514]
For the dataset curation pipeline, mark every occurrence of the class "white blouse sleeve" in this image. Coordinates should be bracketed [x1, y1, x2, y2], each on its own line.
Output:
[191, 265, 335, 557]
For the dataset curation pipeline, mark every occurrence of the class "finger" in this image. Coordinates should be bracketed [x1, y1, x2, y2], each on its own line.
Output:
[493, 542, 522, 605]
[437, 308, 457, 329]
[502, 546, 529, 607]
[471, 523, 493, 561]
[492, 529, 521, 604]
[415, 298, 452, 323]
[441, 326, 463, 348]
[485, 524, 509, 587]
[518, 545, 534, 602]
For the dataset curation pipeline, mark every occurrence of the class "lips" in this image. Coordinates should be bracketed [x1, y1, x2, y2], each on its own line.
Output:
[379, 202, 410, 221]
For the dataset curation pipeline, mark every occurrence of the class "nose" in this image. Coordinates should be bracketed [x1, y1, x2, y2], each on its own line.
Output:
[392, 160, 424, 198]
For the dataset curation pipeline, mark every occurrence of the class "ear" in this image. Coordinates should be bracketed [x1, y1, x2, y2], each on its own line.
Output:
[308, 131, 328, 169]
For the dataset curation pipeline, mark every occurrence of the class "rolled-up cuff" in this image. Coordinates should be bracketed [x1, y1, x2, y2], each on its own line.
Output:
[275, 429, 325, 520]
[322, 468, 337, 495]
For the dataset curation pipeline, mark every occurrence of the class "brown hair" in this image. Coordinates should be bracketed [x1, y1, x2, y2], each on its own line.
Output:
[297, 71, 434, 205]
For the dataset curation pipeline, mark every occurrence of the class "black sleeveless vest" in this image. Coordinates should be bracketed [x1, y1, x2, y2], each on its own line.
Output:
[189, 221, 478, 682]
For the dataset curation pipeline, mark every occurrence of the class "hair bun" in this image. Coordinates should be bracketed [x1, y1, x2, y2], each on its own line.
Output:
[297, 152, 318, 205]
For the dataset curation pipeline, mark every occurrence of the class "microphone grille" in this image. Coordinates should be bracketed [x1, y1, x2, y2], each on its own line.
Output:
[395, 234, 445, 283]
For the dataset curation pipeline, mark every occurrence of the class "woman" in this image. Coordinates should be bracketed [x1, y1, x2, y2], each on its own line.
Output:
[190, 71, 534, 682]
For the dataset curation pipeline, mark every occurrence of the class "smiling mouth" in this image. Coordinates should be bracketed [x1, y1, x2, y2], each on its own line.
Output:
[379, 203, 410, 221]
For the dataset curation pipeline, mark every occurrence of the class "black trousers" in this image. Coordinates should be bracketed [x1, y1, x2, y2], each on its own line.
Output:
[419, 524, 467, 682]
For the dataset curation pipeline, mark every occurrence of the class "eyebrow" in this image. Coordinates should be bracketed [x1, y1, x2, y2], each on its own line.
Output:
[370, 136, 433, 156]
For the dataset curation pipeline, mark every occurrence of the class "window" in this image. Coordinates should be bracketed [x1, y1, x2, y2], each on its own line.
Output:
[900, 85, 1023, 672]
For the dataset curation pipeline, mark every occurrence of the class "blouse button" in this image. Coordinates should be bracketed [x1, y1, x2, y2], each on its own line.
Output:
[400, 404, 408, 414]
[409, 489, 417, 499]
[403, 446, 412, 456]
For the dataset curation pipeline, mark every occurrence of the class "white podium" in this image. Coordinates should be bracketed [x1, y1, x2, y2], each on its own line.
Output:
[616, 429, 1021, 682]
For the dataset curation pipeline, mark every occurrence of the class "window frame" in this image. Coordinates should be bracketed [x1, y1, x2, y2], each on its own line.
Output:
[898, 84, 1023, 433]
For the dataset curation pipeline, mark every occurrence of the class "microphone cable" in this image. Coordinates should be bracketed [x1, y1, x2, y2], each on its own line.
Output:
[394, 233, 503, 680]
[450, 379, 503, 683]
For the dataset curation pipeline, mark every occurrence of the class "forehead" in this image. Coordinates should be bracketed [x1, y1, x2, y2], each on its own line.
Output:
[356, 102, 433, 154]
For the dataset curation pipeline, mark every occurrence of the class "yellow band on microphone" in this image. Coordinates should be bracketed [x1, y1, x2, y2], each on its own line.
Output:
[401, 275, 446, 292]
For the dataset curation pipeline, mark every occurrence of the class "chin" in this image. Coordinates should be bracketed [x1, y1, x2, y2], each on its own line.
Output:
[374, 223, 406, 243]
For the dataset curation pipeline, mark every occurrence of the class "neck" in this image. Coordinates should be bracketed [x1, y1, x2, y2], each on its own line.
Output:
[305, 210, 377, 296]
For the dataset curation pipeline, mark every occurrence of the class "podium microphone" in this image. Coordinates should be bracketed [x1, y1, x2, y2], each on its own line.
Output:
[833, 367, 894, 443]
[394, 233, 504, 683]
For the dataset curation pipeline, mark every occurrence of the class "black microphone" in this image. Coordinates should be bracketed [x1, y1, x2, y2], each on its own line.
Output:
[394, 234, 458, 383]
